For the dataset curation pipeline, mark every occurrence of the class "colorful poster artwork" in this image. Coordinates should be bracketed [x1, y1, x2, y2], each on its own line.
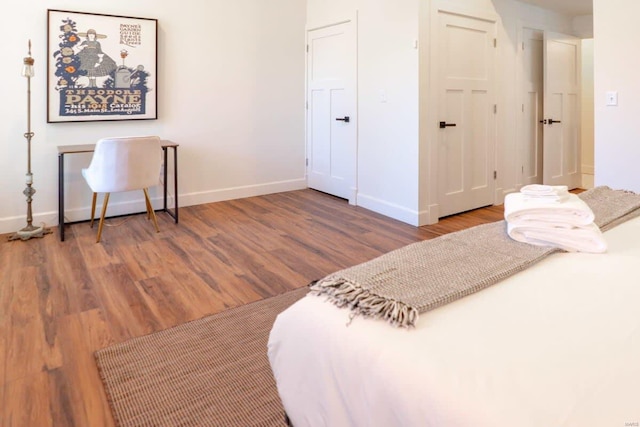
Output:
[47, 10, 157, 122]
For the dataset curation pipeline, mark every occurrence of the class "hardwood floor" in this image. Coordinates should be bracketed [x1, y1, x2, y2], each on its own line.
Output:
[0, 189, 504, 426]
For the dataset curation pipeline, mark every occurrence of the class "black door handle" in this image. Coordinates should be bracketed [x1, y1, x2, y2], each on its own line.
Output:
[548, 119, 561, 124]
[439, 121, 456, 129]
[539, 119, 547, 124]
[335, 116, 350, 123]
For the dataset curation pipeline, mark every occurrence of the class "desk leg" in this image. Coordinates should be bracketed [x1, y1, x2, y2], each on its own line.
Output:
[58, 153, 65, 241]
[161, 146, 178, 224]
[163, 147, 168, 212]
[173, 146, 179, 223]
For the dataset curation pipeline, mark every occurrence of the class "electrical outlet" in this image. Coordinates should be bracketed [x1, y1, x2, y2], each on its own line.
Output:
[379, 89, 387, 103]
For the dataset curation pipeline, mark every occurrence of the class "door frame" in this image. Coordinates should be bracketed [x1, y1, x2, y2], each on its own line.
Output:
[305, 13, 359, 205]
[427, 2, 499, 220]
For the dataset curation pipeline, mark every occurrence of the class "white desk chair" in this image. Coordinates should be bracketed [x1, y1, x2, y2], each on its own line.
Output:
[82, 136, 163, 243]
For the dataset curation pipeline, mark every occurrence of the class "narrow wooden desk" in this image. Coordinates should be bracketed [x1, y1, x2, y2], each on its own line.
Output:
[57, 140, 179, 242]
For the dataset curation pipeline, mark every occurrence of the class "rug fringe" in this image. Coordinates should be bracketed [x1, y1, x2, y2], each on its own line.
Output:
[309, 277, 419, 328]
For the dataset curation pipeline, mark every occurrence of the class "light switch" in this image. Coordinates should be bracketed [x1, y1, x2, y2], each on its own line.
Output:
[379, 89, 387, 103]
[606, 91, 618, 106]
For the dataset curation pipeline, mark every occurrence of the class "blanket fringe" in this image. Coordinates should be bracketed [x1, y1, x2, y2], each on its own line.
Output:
[309, 277, 419, 328]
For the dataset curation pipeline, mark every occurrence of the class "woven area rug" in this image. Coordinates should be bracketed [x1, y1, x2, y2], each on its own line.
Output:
[95, 287, 309, 427]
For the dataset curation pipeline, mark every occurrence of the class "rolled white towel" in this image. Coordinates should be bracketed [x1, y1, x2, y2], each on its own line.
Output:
[504, 192, 595, 227]
[520, 184, 569, 196]
[507, 221, 607, 253]
[520, 184, 570, 202]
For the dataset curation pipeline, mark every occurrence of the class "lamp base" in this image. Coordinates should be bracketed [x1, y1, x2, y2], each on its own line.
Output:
[8, 224, 53, 241]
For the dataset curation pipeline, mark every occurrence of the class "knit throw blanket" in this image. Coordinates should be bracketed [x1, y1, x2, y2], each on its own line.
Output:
[309, 186, 640, 327]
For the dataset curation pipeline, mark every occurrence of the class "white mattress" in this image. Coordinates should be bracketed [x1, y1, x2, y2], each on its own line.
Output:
[268, 216, 640, 427]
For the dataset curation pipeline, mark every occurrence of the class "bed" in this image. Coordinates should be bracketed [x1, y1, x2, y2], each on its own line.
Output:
[267, 188, 640, 426]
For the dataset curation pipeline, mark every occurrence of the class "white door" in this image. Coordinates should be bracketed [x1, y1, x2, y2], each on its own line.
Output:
[306, 22, 357, 202]
[543, 32, 581, 189]
[521, 28, 544, 186]
[437, 11, 496, 218]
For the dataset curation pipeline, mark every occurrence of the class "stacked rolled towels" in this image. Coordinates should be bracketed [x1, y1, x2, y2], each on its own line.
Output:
[504, 184, 607, 253]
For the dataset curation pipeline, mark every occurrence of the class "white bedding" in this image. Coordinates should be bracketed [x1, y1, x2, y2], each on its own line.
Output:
[268, 216, 640, 427]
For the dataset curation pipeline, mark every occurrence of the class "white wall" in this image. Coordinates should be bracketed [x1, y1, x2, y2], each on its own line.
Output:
[572, 14, 593, 38]
[306, 0, 421, 225]
[356, 2, 421, 224]
[593, 0, 640, 193]
[0, 0, 307, 234]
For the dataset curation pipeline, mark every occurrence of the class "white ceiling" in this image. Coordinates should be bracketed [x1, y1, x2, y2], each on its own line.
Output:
[519, 0, 592, 16]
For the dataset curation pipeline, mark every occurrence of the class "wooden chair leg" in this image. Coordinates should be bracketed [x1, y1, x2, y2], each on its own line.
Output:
[96, 193, 110, 243]
[144, 189, 153, 220]
[90, 193, 97, 228]
[143, 188, 160, 233]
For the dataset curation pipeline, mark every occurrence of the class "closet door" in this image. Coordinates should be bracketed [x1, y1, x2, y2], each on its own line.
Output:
[306, 21, 357, 203]
[436, 10, 497, 218]
[543, 32, 581, 189]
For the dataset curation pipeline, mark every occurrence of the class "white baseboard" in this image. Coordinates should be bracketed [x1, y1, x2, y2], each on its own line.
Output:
[421, 205, 438, 225]
[178, 178, 307, 208]
[1, 211, 62, 237]
[581, 173, 595, 189]
[356, 193, 423, 226]
[0, 178, 307, 235]
[495, 186, 509, 205]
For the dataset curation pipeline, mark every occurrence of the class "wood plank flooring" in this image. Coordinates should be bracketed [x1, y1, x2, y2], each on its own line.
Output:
[0, 189, 504, 426]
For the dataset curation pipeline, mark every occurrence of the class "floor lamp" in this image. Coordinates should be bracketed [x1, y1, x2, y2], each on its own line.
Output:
[9, 40, 52, 241]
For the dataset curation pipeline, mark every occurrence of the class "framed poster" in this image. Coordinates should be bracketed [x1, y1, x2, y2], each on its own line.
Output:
[47, 9, 157, 123]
